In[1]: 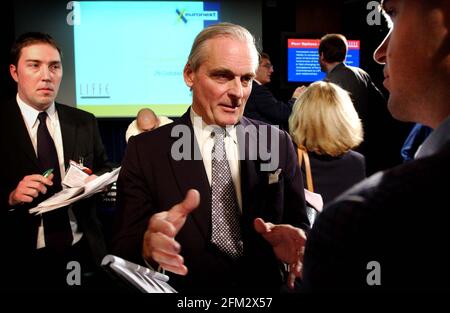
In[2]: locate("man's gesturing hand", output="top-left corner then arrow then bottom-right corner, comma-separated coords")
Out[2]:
142,189 -> 200,275
254,217 -> 306,289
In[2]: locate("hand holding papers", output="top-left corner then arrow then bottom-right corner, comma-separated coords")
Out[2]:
29,167 -> 121,215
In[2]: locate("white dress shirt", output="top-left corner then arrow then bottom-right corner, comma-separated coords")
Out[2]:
16,94 -> 82,248
190,108 -> 242,210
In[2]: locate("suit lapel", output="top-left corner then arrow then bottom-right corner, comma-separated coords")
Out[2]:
168,112 -> 211,240
9,100 -> 39,169
56,104 -> 77,166
236,117 -> 261,215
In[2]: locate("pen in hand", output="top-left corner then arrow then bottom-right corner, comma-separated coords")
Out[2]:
42,168 -> 54,178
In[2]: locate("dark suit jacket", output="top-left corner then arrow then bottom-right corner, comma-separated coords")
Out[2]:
244,81 -> 295,131
112,109 -> 309,293
326,63 -> 383,126
0,99 -> 113,272
325,63 -> 386,173
302,144 -> 450,291
304,150 -> 366,205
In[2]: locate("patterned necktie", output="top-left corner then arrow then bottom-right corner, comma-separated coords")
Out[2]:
37,112 -> 73,251
210,127 -> 243,259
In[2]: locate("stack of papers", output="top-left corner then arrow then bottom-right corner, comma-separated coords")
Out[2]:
101,255 -> 177,293
29,167 -> 121,215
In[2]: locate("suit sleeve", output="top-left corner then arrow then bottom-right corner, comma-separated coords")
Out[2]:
281,130 -> 310,230
250,85 -> 294,125
91,116 -> 115,176
112,136 -> 153,264
302,198 -> 370,290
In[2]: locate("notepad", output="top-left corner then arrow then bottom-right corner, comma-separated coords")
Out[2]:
101,255 -> 177,293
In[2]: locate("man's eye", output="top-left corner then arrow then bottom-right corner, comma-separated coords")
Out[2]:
50,64 -> 61,71
241,77 -> 253,86
213,73 -> 230,81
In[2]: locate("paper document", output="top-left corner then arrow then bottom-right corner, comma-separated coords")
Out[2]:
101,255 -> 177,293
62,161 -> 90,188
29,167 -> 121,215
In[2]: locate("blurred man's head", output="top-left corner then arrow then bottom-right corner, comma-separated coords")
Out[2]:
255,52 -> 274,84
318,34 -> 348,73
373,0 -> 450,129
137,108 -> 160,132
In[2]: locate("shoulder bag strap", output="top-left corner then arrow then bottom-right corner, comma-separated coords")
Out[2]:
297,147 -> 314,192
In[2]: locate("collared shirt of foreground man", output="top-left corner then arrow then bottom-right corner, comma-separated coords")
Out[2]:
112,23 -> 309,293
302,0 -> 450,291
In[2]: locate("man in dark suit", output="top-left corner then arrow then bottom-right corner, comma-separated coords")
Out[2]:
112,23 -> 309,293
303,0 -> 450,291
0,32 -> 113,290
319,33 -> 386,173
244,52 -> 305,131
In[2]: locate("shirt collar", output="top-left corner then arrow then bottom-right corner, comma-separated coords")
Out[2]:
415,116 -> 450,159
328,62 -> 343,74
189,107 -> 238,145
16,94 -> 56,129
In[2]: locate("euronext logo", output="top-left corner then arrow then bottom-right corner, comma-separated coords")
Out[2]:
176,8 -> 218,23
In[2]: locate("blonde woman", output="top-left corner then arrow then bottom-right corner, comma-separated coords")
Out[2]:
289,81 -> 365,205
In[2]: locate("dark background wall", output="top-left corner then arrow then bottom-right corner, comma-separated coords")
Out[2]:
0,1 -> 15,100
2,0 -> 411,172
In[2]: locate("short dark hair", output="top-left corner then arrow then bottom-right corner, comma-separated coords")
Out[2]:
259,52 -> 270,63
318,34 -> 348,63
10,32 -> 62,66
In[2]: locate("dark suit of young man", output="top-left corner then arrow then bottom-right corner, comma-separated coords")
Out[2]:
325,62 -> 383,125
113,109 -> 309,292
0,98 -> 113,289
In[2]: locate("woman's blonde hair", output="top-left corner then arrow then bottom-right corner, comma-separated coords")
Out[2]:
289,81 -> 363,156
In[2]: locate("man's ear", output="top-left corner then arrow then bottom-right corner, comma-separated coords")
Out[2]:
183,63 -> 194,88
9,64 -> 18,83
319,52 -> 325,63
431,5 -> 450,71
442,4 -> 450,55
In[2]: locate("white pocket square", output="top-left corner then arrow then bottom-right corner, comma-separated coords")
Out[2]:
268,168 -> 282,185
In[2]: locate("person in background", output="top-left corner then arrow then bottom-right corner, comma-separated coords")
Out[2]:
244,52 -> 305,130
113,23 -> 309,293
0,32 -> 113,291
125,108 -> 173,142
289,81 -> 366,206
319,33 -> 386,172
303,0 -> 450,291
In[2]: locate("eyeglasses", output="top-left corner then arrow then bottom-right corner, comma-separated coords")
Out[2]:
262,63 -> 274,70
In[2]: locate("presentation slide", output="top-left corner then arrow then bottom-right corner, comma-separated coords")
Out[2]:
74,1 -> 220,117
287,38 -> 360,83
